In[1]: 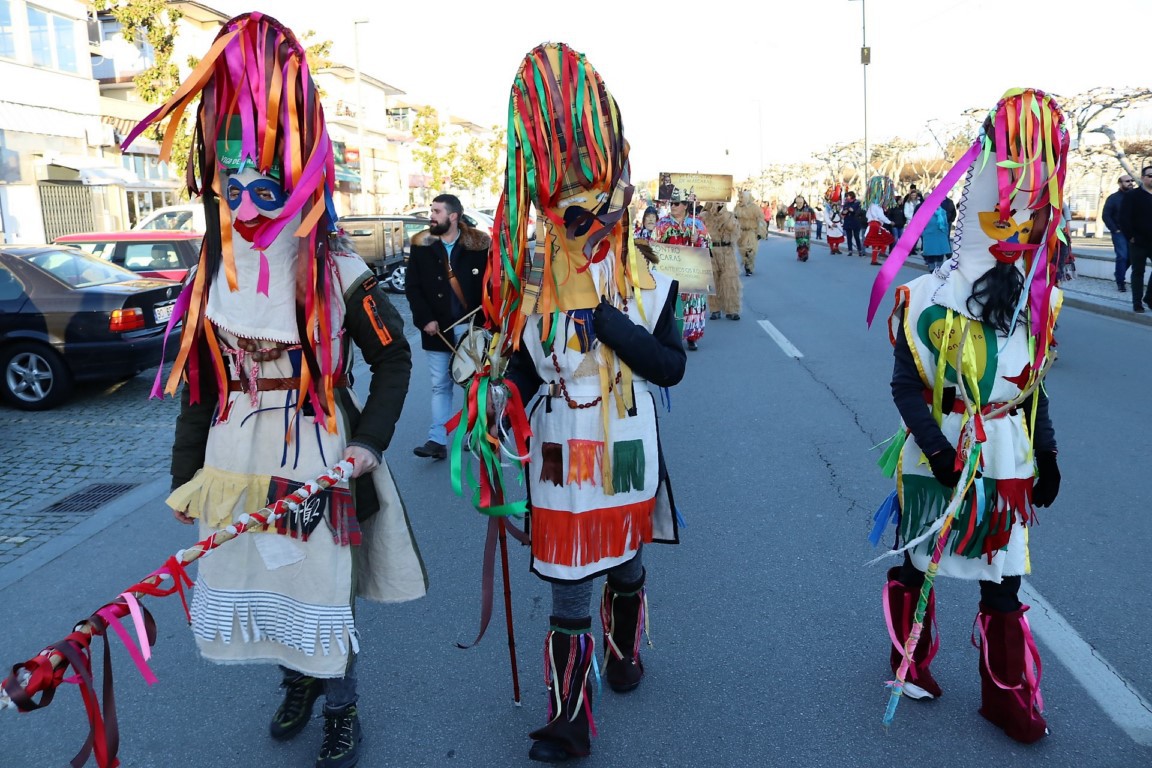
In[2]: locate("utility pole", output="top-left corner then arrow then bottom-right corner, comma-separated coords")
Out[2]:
850,0 -> 870,177
352,19 -> 370,214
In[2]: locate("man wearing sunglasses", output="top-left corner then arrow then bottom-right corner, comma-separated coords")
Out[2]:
1102,174 -> 1136,292
1119,166 -> 1152,313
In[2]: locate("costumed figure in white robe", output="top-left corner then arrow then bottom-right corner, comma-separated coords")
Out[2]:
867,88 -> 1066,745
127,14 -> 427,768
454,42 -> 686,763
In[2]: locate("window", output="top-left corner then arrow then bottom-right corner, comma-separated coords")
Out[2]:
26,5 -> 82,74
0,264 -> 27,303
0,1 -> 16,59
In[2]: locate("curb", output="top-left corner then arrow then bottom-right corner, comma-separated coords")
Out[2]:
0,477 -> 171,591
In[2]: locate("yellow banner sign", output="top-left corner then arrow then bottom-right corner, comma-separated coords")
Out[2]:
656,172 -> 733,203
642,241 -> 715,293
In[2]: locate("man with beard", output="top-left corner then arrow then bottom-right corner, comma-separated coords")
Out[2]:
406,194 -> 490,458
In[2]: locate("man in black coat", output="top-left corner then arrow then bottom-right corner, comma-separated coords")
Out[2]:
404,193 -> 490,457
1103,173 -> 1136,292
1119,165 -> 1152,313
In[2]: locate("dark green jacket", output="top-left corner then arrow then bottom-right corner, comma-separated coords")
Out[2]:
170,270 -> 411,520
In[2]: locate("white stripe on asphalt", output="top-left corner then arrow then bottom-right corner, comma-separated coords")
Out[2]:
757,319 -> 804,358
1020,580 -> 1152,745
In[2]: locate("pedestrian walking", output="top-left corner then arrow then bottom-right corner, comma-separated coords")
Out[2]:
1120,164 -> 1152,313
405,194 -> 489,460
868,88 -> 1066,745
1103,173 -> 1136,292
138,14 -> 428,768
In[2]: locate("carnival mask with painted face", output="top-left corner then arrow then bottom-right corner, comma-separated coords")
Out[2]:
226,167 -> 288,243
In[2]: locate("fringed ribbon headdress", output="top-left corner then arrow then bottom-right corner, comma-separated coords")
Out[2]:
448,42 -> 643,515
484,42 -> 639,356
124,12 -> 342,430
867,88 -> 1068,372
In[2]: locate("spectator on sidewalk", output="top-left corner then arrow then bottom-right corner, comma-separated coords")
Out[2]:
1103,173 -> 1136,292
406,194 -> 489,459
841,191 -> 864,255
1120,165 -> 1152,313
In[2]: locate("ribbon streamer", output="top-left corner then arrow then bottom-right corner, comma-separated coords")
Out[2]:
1,460 -> 355,768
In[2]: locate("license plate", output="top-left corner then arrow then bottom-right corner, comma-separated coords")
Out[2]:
154,302 -> 175,324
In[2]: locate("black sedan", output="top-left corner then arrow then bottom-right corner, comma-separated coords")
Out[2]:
0,246 -> 181,410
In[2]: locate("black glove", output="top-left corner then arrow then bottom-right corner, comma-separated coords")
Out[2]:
1032,451 -> 1061,507
928,448 -> 962,488
591,298 -> 632,351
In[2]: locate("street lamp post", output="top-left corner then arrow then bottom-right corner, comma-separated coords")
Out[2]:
352,19 -> 370,214
849,0 -> 869,178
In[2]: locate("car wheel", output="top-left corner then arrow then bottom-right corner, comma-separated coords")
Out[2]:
387,265 -> 406,293
1,342 -> 73,410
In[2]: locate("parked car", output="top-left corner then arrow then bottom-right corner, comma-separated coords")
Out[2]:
0,246 -> 181,410
404,206 -> 494,236
133,202 -> 205,233
340,215 -> 430,293
54,231 -> 201,283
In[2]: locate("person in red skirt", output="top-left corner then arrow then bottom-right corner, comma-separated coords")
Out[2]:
864,202 -> 895,265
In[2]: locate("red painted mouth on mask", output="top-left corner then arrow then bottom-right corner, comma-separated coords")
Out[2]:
233,217 -> 271,242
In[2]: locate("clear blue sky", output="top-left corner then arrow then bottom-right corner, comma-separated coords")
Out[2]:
215,0 -> 1146,180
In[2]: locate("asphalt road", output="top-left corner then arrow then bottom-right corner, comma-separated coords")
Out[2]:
0,238 -> 1149,767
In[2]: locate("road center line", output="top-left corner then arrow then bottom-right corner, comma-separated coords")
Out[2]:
758,319 -> 804,358
1020,580 -> 1152,745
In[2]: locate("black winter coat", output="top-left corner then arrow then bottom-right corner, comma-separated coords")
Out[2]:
405,226 -> 490,352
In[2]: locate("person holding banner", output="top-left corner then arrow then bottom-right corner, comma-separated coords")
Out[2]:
654,192 -> 711,350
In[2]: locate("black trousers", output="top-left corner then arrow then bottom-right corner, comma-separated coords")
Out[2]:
844,227 -> 863,252
1130,241 -> 1151,309
898,553 -> 1021,613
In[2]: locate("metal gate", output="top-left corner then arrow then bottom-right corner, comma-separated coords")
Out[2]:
38,182 -> 97,241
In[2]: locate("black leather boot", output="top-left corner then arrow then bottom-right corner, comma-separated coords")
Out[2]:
269,672 -> 323,741
600,570 -> 647,693
316,703 -> 362,768
528,616 -> 595,763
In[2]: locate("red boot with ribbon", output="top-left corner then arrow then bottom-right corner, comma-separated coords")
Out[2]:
974,604 -> 1048,743
600,571 -> 648,693
528,617 -> 597,763
883,567 -> 943,699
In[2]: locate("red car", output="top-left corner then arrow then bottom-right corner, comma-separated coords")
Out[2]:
54,231 -> 202,283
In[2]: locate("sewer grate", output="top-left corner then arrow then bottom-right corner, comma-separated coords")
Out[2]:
41,483 -> 139,514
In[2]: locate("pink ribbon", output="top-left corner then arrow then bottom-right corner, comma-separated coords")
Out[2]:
866,141 -> 983,326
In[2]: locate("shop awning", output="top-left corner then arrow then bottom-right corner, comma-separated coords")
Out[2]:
46,158 -> 141,186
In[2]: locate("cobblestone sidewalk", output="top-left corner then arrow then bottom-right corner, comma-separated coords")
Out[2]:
0,292 -> 414,568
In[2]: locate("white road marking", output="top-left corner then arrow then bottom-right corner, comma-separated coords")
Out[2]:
1021,580 -> 1152,745
758,319 -> 804,358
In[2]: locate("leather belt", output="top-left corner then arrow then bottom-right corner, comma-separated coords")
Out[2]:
228,375 -> 350,392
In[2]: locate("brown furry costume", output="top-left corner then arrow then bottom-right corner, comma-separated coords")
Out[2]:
734,191 -> 767,274
701,202 -> 743,316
